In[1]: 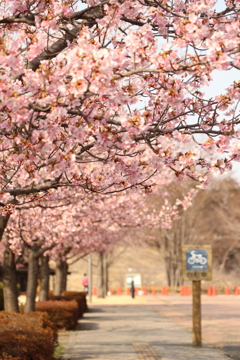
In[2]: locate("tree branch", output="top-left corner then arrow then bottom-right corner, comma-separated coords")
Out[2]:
3,176 -> 62,196
37,243 -> 57,258
27,27 -> 81,72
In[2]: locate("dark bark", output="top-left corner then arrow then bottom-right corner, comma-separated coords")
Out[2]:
105,263 -> 109,294
24,245 -> 40,313
0,212 -> 10,241
97,252 -> 106,298
165,256 -> 171,286
62,261 -> 68,292
54,257 -> 65,296
3,182 -> 60,197
2,242 -> 19,312
28,28 -> 80,72
39,255 -> 50,302
1,212 -> 19,313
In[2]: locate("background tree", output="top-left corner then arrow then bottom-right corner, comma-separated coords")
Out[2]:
144,181 -> 197,286
143,177 -> 240,285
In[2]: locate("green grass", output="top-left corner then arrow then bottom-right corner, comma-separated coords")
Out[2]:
54,344 -> 65,358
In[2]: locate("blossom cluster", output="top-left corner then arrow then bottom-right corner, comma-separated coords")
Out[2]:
0,0 -> 238,201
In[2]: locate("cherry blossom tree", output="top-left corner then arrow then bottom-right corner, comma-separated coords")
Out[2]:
2,205 -> 66,312
61,190 -> 152,298
0,0 -> 239,220
0,187 -> 77,311
1,186 -> 154,310
0,0 -> 239,309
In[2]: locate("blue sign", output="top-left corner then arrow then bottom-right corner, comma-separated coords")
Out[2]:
186,249 -> 208,271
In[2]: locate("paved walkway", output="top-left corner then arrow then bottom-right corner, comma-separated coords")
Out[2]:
59,296 -> 235,360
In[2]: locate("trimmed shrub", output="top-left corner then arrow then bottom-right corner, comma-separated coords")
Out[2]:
0,311 -> 57,360
36,300 -> 78,330
63,291 -> 88,314
49,291 -> 87,319
0,283 -> 4,311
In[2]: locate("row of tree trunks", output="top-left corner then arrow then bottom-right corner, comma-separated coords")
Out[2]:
2,247 -> 68,312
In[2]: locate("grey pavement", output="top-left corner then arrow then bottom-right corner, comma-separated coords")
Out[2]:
59,304 -> 230,360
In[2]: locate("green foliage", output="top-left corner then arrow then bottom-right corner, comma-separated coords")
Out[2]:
36,300 -> 79,330
53,344 -> 65,358
0,311 -> 57,360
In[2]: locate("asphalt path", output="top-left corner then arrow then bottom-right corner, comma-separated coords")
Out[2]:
59,294 -> 240,359
145,294 -> 240,360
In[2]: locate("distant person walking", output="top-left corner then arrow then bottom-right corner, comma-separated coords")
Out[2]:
131,280 -> 135,299
82,273 -> 89,292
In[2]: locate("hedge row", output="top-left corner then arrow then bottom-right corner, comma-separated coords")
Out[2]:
49,291 -> 88,319
35,291 -> 88,330
0,283 -> 3,311
0,291 -> 87,359
36,299 -> 79,330
0,311 -> 57,360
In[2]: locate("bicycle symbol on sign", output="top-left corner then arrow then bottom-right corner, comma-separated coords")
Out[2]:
187,250 -> 207,265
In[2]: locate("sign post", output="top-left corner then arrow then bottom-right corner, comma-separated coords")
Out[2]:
192,280 -> 201,346
182,245 -> 212,346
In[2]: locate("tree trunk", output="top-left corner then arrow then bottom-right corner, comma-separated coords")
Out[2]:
1,211 -> 20,312
163,220 -> 184,287
2,242 -> 19,312
105,262 -> 109,295
164,232 -> 172,286
97,252 -> 106,298
54,257 -> 66,295
24,246 -> 40,313
219,244 -> 236,273
0,212 -> 10,241
62,261 -> 68,292
39,255 -> 50,301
